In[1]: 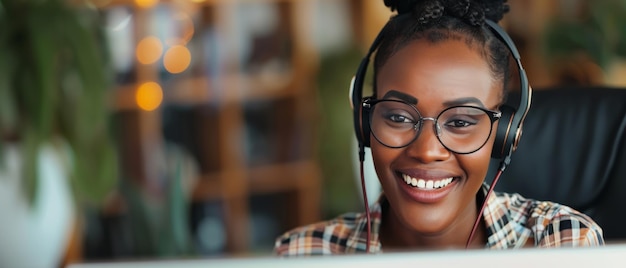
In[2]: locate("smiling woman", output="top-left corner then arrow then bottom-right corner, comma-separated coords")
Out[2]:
274,0 -> 604,255
371,37 -> 502,249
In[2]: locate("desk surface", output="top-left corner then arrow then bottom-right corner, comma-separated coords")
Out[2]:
69,244 -> 626,268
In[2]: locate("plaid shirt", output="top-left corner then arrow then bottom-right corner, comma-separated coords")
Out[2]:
274,184 -> 604,256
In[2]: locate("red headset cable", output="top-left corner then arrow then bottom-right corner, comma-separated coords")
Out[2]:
465,156 -> 510,248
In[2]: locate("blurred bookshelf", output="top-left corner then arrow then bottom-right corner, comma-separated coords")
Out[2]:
89,0 -> 322,259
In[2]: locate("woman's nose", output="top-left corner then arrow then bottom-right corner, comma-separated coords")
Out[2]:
404,119 -> 450,163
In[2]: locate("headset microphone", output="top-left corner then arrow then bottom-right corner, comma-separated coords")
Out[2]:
349,17 -> 532,252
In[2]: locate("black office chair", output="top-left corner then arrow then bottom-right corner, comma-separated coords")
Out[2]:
494,86 -> 626,242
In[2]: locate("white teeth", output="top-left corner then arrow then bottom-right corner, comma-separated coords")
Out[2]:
402,174 -> 454,190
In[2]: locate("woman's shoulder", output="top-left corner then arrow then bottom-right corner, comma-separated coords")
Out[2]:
495,191 -> 605,247
273,211 -> 367,256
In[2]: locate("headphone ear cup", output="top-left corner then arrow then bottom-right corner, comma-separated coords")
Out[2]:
361,100 -> 371,147
491,105 -> 516,159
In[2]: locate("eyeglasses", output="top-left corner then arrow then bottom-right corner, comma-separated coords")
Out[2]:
364,99 -> 502,154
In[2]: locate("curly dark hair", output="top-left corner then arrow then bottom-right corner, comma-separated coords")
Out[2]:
374,0 -> 511,100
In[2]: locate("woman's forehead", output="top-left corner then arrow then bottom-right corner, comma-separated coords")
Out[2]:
376,40 -> 502,109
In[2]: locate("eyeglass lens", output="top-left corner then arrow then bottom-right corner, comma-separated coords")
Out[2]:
369,100 -> 494,153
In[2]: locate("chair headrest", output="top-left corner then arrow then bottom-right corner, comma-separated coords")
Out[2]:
495,86 -> 626,212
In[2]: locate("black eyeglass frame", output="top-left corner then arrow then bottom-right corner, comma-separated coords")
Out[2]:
363,98 -> 502,154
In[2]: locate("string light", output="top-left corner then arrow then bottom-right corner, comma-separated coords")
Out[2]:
163,45 -> 191,74
136,36 -> 163,65
134,0 -> 158,9
135,81 -> 163,111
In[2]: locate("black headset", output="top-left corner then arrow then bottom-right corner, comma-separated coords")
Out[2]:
349,19 -> 532,165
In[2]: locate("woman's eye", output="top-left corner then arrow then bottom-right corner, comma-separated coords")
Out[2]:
387,113 -> 414,123
445,119 -> 475,128
389,114 -> 409,123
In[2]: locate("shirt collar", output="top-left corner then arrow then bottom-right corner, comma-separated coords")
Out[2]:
481,183 -> 528,249
345,194 -> 385,253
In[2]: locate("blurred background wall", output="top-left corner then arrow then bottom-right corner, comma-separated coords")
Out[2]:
1,0 -> 625,267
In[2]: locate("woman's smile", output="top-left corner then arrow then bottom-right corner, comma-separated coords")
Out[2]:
396,171 -> 461,204
401,174 -> 455,190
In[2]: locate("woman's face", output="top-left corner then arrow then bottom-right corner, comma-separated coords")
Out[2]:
372,39 -> 502,237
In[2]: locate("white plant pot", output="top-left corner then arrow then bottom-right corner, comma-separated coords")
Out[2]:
0,143 -> 74,268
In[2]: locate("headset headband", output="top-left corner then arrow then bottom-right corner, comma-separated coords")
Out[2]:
484,20 -> 532,155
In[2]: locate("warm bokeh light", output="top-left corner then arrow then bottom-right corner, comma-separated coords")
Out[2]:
136,36 -> 163,65
134,0 -> 158,9
163,45 -> 191,74
135,82 -> 163,111
165,12 -> 195,46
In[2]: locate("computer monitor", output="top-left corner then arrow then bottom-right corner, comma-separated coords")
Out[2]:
68,243 -> 626,268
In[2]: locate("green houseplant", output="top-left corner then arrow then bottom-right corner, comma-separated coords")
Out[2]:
0,0 -> 117,208
0,0 -> 118,266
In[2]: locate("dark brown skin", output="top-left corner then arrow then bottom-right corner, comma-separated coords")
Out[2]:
373,39 -> 502,250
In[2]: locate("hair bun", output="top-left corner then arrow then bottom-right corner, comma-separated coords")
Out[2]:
383,0 -> 509,25
383,0 -> 416,15
482,0 -> 510,23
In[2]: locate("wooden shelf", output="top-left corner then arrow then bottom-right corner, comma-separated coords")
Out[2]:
86,0 -> 307,11
103,0 -> 322,256
111,71 -> 295,110
192,160 -> 321,201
